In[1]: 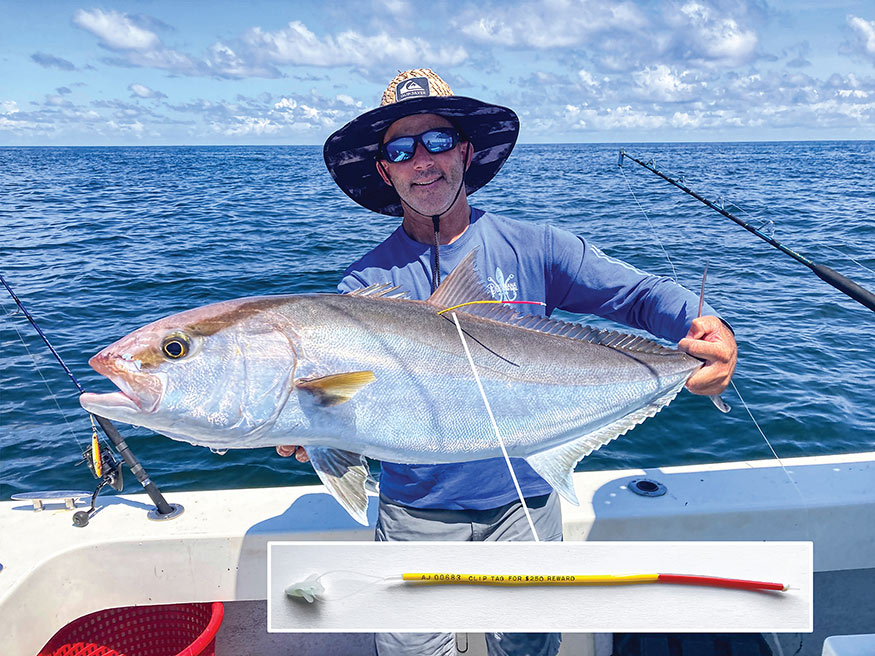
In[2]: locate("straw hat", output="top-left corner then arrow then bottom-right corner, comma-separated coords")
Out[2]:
323,68 -> 519,216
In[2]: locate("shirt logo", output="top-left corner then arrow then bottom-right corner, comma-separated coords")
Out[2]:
487,267 -> 518,302
396,77 -> 429,102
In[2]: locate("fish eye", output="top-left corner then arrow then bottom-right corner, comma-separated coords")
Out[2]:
162,333 -> 191,360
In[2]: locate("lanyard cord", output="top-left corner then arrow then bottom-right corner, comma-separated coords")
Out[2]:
449,311 -> 540,541
432,215 -> 441,292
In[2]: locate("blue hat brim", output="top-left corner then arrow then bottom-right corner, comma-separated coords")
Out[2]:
323,95 -> 519,216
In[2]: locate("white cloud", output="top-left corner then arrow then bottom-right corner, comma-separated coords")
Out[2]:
170,91 -> 357,138
563,103 -> 668,129
215,117 -> 283,136
578,70 -> 599,87
673,2 -> 758,67
335,94 -> 359,106
670,111 -> 701,128
242,21 -> 467,68
1,100 -> 20,114
73,9 -> 212,77
0,116 -> 37,132
107,119 -> 145,134
459,0 -> 646,49
462,18 -> 517,47
74,12 -> 462,77
274,97 -> 298,110
634,65 -> 695,101
73,9 -> 160,51
544,63 -> 875,137
128,49 -> 201,75
845,15 -> 875,64
204,42 -> 279,78
456,0 -> 760,73
128,83 -> 166,99
379,0 -> 409,14
809,98 -> 875,122
299,105 -> 320,120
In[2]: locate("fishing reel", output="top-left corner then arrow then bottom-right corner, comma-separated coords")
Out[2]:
73,436 -> 124,527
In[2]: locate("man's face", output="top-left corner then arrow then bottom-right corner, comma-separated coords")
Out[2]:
377,113 -> 471,216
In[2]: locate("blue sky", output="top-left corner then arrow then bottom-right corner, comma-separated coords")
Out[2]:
2,0 -> 874,145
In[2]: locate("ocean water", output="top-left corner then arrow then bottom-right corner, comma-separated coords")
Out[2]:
1,142 -> 873,499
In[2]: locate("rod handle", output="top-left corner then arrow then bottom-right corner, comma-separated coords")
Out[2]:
93,414 -> 175,515
811,263 -> 875,313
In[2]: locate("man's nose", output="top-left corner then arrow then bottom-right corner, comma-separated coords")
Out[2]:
410,142 -> 435,169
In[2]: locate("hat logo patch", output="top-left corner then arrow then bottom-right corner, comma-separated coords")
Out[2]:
396,77 -> 429,102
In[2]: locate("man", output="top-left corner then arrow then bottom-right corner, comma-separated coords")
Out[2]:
279,68 -> 737,656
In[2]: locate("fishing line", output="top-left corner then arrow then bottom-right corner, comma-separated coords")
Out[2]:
3,302 -> 89,452
450,311 -> 540,542
619,165 -> 679,283
822,245 -> 875,278
618,153 -> 813,538
730,379 -> 812,540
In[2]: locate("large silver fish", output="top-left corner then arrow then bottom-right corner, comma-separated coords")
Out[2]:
80,252 -> 702,524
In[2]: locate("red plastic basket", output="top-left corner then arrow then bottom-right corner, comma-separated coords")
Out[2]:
37,602 -> 224,656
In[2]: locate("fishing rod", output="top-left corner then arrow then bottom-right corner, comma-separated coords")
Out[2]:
1,273 -> 180,524
618,149 -> 875,314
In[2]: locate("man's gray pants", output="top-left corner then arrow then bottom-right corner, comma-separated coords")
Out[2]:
374,492 -> 563,656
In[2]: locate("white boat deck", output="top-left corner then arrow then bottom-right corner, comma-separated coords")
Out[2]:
2,451 -> 873,656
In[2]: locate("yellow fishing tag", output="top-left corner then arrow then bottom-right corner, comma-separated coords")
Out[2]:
402,573 -> 660,586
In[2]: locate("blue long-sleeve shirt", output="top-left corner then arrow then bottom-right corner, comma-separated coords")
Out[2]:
338,208 -> 714,510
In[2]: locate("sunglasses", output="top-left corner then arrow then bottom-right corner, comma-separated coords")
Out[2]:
379,128 -> 462,163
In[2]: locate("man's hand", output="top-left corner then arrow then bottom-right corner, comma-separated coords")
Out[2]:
276,445 -> 310,463
677,316 -> 737,396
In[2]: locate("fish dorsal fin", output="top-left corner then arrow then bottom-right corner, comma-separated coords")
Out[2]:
348,283 -> 409,299
428,250 -> 677,357
459,299 -> 678,356
295,371 -> 376,406
525,377 -> 688,505
504,316 -> 679,355
426,249 -> 492,310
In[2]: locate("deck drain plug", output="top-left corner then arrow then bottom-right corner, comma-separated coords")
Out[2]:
628,478 -> 666,497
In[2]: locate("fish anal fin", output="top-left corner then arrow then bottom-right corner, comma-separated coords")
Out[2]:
306,447 -> 374,525
295,371 -> 376,406
525,380 -> 687,505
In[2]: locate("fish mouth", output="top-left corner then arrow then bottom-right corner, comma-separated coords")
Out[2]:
79,351 -> 163,416
80,390 -> 141,413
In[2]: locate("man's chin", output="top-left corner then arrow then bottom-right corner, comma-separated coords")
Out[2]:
402,188 -> 454,215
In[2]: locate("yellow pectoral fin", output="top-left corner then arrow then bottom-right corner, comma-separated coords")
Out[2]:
295,371 -> 376,407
